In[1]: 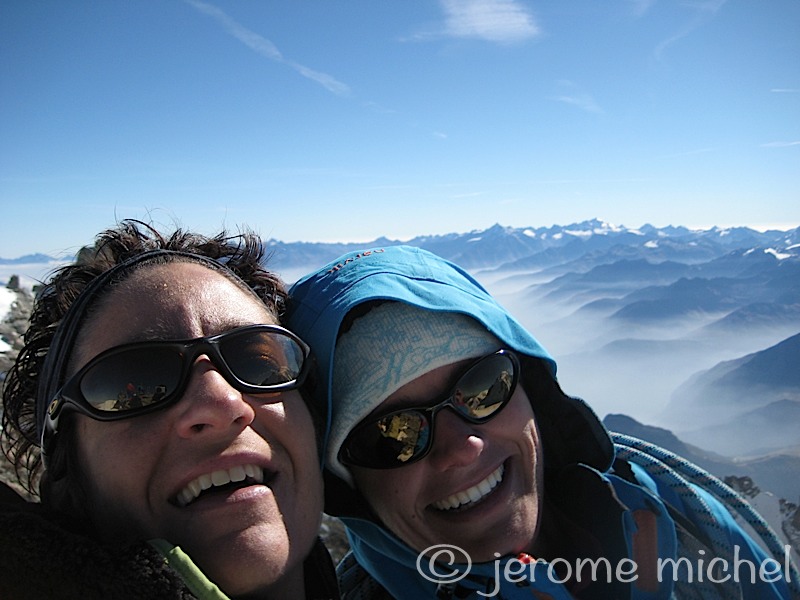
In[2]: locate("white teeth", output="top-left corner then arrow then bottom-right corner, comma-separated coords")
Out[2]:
175,464 -> 264,507
211,470 -> 230,486
177,488 -> 194,507
229,465 -> 246,482
433,464 -> 504,511
244,464 -> 263,481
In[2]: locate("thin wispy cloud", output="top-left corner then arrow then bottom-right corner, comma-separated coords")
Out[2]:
654,0 -> 729,61
362,101 -> 397,115
771,88 -> 800,94
449,191 -> 484,199
627,0 -> 657,18
552,80 -> 603,114
409,0 -> 540,44
442,0 -> 540,43
761,141 -> 800,148
184,0 -> 350,96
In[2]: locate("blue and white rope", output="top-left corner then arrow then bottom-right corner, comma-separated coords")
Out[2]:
612,432 -> 800,598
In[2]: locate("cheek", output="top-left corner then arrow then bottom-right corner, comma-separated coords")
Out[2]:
517,415 -> 543,480
503,391 -> 539,442
353,468 -> 419,524
258,398 -> 324,508
74,417 -> 156,531
77,417 -> 120,483
525,420 -> 544,483
490,392 -> 543,482
258,397 -> 318,459
77,416 -> 160,476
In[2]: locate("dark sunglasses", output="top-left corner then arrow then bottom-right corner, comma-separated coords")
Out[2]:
43,324 -> 311,449
339,349 -> 519,469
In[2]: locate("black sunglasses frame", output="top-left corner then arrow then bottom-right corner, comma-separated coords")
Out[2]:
42,324 -> 311,452
339,349 -> 520,470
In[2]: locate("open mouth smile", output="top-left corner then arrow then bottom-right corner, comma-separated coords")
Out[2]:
432,464 -> 504,511
174,464 -> 270,507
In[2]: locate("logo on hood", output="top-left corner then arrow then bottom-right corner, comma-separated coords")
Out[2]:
327,248 -> 385,273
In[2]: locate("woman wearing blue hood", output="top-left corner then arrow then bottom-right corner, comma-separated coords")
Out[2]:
288,245 -> 798,600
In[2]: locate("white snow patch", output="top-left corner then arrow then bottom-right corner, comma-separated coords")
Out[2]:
594,222 -> 625,234
523,229 -> 537,238
0,287 -> 15,321
0,287 -> 15,354
765,248 -> 791,260
564,229 -> 593,239
644,240 -> 659,249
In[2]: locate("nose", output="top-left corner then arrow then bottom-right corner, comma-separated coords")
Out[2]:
174,355 -> 256,438
425,407 -> 485,471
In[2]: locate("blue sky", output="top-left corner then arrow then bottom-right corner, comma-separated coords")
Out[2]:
1,0 -> 798,258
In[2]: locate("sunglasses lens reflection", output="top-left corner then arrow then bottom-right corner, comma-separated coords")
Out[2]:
453,354 -> 515,421
342,351 -> 516,469
221,330 -> 305,387
349,411 -> 431,466
80,348 -> 182,411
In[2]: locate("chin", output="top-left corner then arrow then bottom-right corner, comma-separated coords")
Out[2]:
201,549 -> 294,597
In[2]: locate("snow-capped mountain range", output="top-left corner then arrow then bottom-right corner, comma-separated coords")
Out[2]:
257,218 -> 800,274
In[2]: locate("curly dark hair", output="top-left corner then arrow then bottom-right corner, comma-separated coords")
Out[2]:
1,219 -> 289,507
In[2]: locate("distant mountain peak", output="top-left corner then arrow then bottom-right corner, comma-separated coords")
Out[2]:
0,253 -> 59,265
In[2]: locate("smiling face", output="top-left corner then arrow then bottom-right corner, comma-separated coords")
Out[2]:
350,359 -> 544,563
67,262 -> 323,597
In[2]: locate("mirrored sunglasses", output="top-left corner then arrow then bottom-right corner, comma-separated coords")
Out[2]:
339,349 -> 519,469
43,324 -> 310,449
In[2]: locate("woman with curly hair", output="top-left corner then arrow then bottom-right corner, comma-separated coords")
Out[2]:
1,220 -> 337,600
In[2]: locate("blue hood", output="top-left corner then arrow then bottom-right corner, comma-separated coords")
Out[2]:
289,245 -> 612,472
288,245 -> 557,454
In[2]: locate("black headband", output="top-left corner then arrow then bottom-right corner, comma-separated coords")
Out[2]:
35,249 -> 254,443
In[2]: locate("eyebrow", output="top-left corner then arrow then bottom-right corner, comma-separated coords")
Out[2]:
138,322 -> 178,340
212,316 -> 278,332
130,317 -> 276,343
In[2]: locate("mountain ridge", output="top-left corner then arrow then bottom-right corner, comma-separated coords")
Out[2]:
5,220 -> 799,271
667,332 -> 800,421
